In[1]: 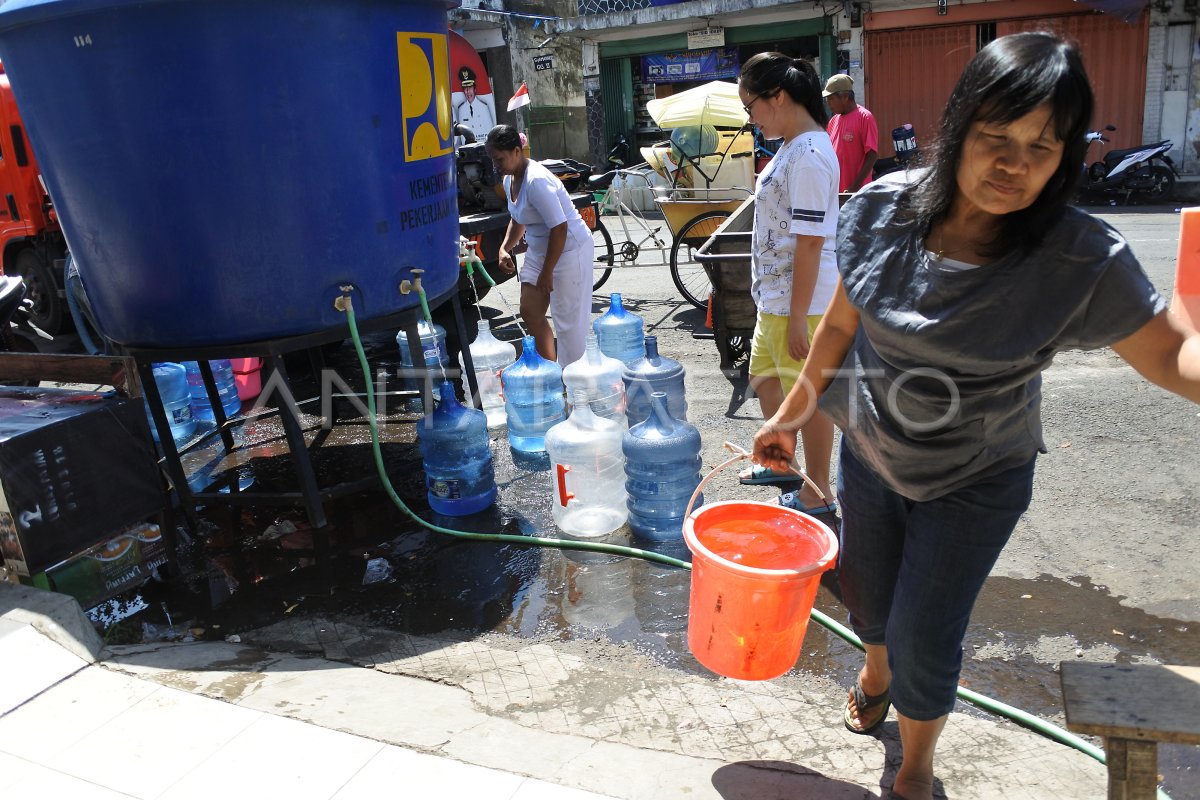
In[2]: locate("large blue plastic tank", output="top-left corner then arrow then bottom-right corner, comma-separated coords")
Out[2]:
0,0 -> 460,347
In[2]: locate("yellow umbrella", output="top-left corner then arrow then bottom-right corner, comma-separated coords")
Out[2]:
645,80 -> 748,130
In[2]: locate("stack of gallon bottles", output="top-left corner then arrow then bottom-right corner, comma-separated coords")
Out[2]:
409,293 -> 703,535
144,359 -> 243,446
544,294 -> 702,540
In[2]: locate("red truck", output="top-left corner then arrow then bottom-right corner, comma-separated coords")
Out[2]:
0,64 -> 67,335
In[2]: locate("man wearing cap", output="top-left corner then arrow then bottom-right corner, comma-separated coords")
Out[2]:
823,74 -> 878,193
453,66 -> 495,143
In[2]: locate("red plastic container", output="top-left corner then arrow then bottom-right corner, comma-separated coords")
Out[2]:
684,500 -> 838,681
230,357 -> 262,401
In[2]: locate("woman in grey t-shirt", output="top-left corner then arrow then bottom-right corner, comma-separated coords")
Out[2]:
752,33 -> 1200,800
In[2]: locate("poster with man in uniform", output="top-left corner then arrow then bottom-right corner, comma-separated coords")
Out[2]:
452,65 -> 496,144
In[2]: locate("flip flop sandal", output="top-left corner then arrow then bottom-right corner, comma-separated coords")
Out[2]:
776,491 -> 838,516
738,464 -> 804,486
844,678 -> 890,735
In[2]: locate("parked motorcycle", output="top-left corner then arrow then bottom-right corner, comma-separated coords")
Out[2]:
1081,125 -> 1178,204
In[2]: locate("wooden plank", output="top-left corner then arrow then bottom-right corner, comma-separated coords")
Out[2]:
1060,662 -> 1200,744
1105,738 -> 1159,800
0,353 -> 140,397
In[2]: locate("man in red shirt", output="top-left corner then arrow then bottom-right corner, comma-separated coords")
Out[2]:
823,74 -> 878,192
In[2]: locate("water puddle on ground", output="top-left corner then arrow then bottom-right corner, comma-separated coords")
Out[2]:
118,338 -> 1195,797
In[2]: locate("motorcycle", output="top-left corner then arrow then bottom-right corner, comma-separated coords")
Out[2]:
1081,125 -> 1179,204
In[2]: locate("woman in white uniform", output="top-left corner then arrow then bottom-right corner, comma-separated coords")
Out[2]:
487,125 -> 594,366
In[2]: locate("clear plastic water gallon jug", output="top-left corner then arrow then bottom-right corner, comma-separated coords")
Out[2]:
563,333 -> 627,427
459,319 -> 517,429
623,392 -> 703,540
144,362 -> 195,444
592,293 -> 645,365
545,392 -> 628,537
418,381 -> 497,516
184,360 -> 241,423
623,335 -> 687,426
397,319 -> 448,381
501,335 -> 565,452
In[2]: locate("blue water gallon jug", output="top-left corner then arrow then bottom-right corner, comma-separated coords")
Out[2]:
418,381 -> 497,516
623,392 -> 703,540
144,362 -> 196,444
545,391 -> 628,537
592,293 -> 645,365
397,319 -> 448,383
184,360 -> 241,423
623,335 -> 687,426
459,319 -> 516,429
500,335 -> 565,453
563,332 -> 627,427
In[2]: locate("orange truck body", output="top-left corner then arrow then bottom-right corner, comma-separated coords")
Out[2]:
0,65 -> 68,333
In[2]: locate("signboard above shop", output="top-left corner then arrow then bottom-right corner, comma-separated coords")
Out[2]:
687,27 -> 725,49
641,47 -> 739,84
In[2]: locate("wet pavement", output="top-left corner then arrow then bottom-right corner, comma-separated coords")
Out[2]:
43,207 -> 1200,797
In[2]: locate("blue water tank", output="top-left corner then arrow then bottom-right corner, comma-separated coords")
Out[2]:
0,0 -> 460,347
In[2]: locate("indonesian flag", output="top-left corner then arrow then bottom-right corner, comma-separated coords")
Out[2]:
507,82 -> 531,111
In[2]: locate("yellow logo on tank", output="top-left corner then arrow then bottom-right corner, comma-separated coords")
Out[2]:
396,32 -> 452,161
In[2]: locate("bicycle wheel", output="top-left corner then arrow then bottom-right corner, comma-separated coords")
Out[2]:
669,211 -> 728,309
592,220 -> 615,291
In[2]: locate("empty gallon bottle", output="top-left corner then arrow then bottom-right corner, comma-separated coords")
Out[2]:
563,332 -> 627,427
459,319 -> 517,429
396,319 -> 448,384
592,293 -> 645,365
500,335 -> 565,452
418,380 -> 497,516
623,392 -> 703,540
623,335 -> 687,426
545,391 -> 628,537
184,359 -> 241,423
144,362 -> 196,444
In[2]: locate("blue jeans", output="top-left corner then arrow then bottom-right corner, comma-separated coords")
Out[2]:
836,443 -> 1036,720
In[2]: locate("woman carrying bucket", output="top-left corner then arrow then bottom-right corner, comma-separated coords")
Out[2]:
734,52 -> 839,515
752,33 -> 1200,800
488,124 -> 594,367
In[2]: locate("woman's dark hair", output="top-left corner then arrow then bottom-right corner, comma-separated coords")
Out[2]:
485,123 -> 522,151
739,52 -> 828,128
903,32 -> 1094,257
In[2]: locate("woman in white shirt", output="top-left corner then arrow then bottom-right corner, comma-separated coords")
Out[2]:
736,53 -> 840,513
487,125 -> 594,366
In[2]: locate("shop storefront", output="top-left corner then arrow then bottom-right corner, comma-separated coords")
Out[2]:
597,16 -> 835,159
864,0 -> 1150,158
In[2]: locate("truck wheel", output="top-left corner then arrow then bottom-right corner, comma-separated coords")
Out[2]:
13,248 -> 63,334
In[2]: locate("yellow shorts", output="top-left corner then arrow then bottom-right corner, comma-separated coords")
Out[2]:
748,312 -> 823,395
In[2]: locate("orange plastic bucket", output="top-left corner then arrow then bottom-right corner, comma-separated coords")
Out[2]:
684,499 -> 838,681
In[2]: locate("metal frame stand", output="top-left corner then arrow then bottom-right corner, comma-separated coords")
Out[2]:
127,287 -> 479,565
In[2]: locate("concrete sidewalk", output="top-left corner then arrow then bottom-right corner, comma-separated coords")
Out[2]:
1,582 -> 1110,799
0,584 -> 613,800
